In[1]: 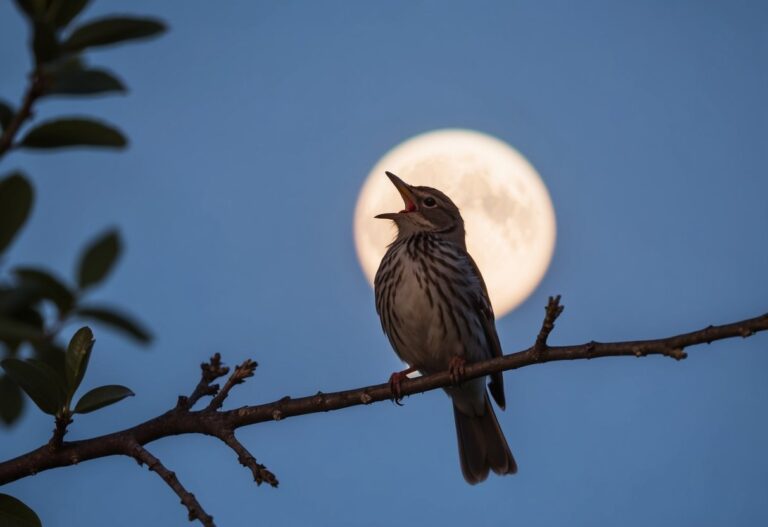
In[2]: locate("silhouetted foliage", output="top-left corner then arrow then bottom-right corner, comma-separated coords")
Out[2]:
0,1 -> 165,522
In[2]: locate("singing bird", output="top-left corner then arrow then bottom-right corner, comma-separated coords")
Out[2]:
374,171 -> 517,484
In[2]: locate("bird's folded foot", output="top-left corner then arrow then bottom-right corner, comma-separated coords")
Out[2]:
388,367 -> 415,405
448,356 -> 467,384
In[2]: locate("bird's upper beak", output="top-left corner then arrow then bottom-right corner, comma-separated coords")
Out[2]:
375,171 -> 417,220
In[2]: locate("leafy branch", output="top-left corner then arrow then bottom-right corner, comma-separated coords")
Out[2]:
1,0 -> 162,428
0,298 -> 765,526
1,1 -> 165,523
0,1 -> 165,159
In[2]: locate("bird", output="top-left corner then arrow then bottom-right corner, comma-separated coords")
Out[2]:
373,170 -> 517,484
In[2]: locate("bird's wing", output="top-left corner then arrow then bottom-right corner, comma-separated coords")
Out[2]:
466,253 -> 506,410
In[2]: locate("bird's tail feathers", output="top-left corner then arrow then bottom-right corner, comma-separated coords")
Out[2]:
453,395 -> 517,484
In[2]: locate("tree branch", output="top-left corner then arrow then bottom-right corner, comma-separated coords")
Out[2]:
49,411 -> 72,448
177,353 -> 229,410
217,430 -> 279,487
207,359 -> 257,411
534,295 -> 564,353
1,301 -> 766,522
130,442 -> 214,527
0,71 -> 45,159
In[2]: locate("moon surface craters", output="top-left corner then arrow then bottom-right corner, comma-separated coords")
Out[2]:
354,129 -> 556,317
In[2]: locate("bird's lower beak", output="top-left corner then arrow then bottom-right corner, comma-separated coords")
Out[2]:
374,171 -> 417,220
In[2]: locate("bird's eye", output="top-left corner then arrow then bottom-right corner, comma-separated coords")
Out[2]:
423,197 -> 437,208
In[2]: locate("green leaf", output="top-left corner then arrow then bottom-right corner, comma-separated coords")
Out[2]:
74,384 -> 133,414
0,173 -> 34,255
50,0 -> 90,28
0,286 -> 20,311
0,304 -> 45,355
47,67 -> 125,96
32,20 -> 59,65
13,267 -> 75,314
77,229 -> 121,288
0,100 -> 13,130
19,118 -> 127,149
0,375 -> 25,426
75,305 -> 152,344
64,326 -> 94,397
12,0 -> 45,20
26,357 -> 68,397
0,493 -> 41,527
63,16 -> 167,52
0,316 -> 43,342
1,358 -> 66,415
31,342 -> 66,378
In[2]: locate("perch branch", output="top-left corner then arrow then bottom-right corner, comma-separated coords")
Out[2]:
130,442 -> 214,527
1,300 -> 766,523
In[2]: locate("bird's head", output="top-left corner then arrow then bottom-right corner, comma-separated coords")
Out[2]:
375,171 -> 465,244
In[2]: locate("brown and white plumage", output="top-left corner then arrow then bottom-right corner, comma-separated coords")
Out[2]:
374,171 -> 517,484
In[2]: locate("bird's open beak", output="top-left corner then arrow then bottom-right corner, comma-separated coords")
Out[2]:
375,171 -> 417,220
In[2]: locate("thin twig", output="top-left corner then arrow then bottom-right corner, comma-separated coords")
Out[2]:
534,295 -> 565,353
130,442 -> 214,527
218,431 -> 278,487
49,411 -> 72,448
207,359 -> 257,411
178,353 -> 229,410
0,71 -> 45,159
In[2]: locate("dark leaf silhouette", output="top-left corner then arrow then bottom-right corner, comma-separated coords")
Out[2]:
74,384 -> 134,414
0,316 -> 43,342
32,343 -> 66,380
77,229 -> 121,289
1,358 -> 66,415
11,0 -> 43,20
13,267 -> 75,315
0,100 -> 13,130
64,16 -> 166,51
47,67 -> 125,96
32,20 -> 59,65
76,305 -> 152,344
65,327 -> 94,398
0,376 -> 24,426
19,118 -> 126,149
51,0 -> 90,28
0,173 -> 34,255
0,493 -> 41,527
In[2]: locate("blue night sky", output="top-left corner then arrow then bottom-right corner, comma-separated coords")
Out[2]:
1,1 -> 767,526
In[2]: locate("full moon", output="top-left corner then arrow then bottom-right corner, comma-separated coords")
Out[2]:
353,129 -> 556,318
